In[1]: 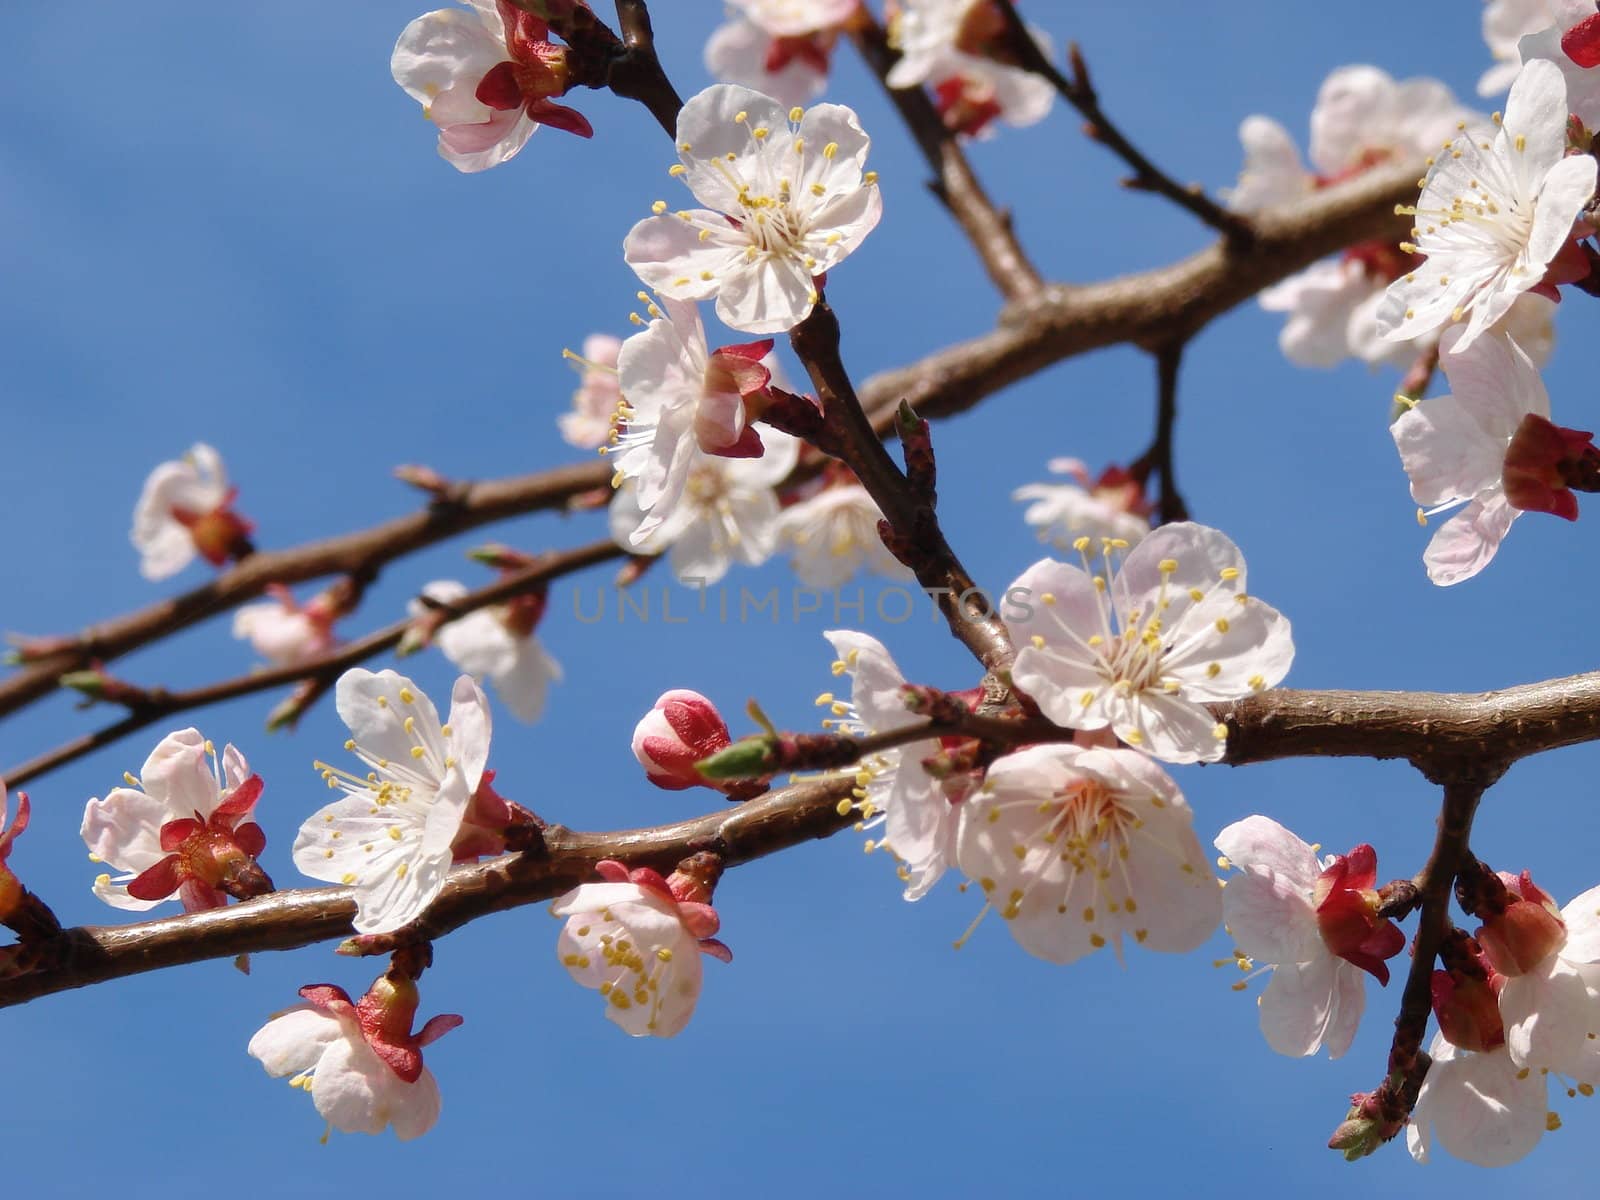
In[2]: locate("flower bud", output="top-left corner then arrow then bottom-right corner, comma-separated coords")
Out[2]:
1477,870 -> 1567,976
633,690 -> 733,790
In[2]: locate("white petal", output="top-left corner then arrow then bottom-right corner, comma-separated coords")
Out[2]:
248,1007 -> 343,1077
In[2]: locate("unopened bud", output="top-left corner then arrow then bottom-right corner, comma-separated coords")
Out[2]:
636,690 -> 735,789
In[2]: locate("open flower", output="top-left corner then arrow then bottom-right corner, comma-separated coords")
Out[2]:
1003,523 -> 1294,764
552,859 -> 732,1038
1011,458 -> 1152,551
293,669 -> 491,934
957,744 -> 1219,964
131,443 -> 253,580
605,296 -> 777,545
1227,66 -> 1489,368
80,729 -> 271,913
1215,816 -> 1405,1059
557,333 -> 622,450
705,0 -> 858,109
822,630 -> 974,899
623,84 -> 882,334
413,581 -> 562,724
778,477 -> 911,588
391,0 -> 592,173
1391,326 -> 1591,585
248,974 -> 461,1141
886,1 -> 1053,137
609,431 -> 800,584
1478,874 -> 1600,1082
233,585 -> 339,668
1520,5 -> 1600,129
1377,59 -> 1597,352
1407,1031 -> 1550,1166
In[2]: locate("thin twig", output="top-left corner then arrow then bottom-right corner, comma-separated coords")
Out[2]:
847,11 -> 1043,302
1130,342 -> 1189,524
992,3 -> 1251,244
3,541 -> 623,789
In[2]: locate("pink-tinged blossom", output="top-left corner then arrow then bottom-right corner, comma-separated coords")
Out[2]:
131,443 -> 254,581
391,0 -> 592,174
886,0 -> 1053,137
293,669 -> 493,934
605,296 -> 778,545
633,690 -> 734,791
1226,67 -> 1492,368
705,19 -> 836,109
80,729 -> 271,913
1391,327 -> 1595,585
1012,459 -> 1152,551
1378,59 -> 1597,353
1215,816 -> 1405,1059
1407,1032 -> 1550,1166
737,0 -> 861,37
778,479 -> 912,588
1003,523 -> 1294,765
623,84 -> 882,334
1520,5 -> 1600,129
248,975 -> 461,1141
957,744 -> 1218,964
1479,873 -> 1600,1083
1481,0 -> 1566,94
551,860 -> 732,1038
412,581 -> 562,724
558,333 -> 622,450
609,431 -> 801,585
0,783 -> 32,923
232,585 -> 339,668
822,630 -> 973,899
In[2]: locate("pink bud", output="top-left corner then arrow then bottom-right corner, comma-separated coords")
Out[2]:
1477,870 -> 1567,976
632,690 -> 733,791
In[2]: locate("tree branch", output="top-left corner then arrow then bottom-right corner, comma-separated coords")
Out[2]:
846,11 -> 1044,302
991,4 -> 1251,243
1130,342 -> 1189,524
2,541 -> 623,789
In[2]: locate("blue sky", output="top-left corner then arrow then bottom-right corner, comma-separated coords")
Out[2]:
3,1 -> 1597,1194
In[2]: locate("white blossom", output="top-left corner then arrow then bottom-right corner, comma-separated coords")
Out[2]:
623,84 -> 882,334
778,482 -> 911,588
1003,523 -> 1294,764
1407,1032 -> 1550,1166
1377,59 -> 1596,352
956,744 -> 1219,963
413,581 -> 562,724
609,431 -> 800,585
1011,458 -> 1151,550
885,1 -> 1053,136
293,669 -> 491,934
557,333 -> 622,450
131,443 -> 250,581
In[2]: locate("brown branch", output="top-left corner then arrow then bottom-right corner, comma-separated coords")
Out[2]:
15,665 -> 1600,1008
847,11 -> 1044,302
0,157 -> 1415,736
2,540 -> 623,789
0,462 -> 613,721
791,302 -> 1015,675
0,775 -> 860,1008
991,5 -> 1250,244
1130,342 -> 1189,524
860,154 -> 1419,420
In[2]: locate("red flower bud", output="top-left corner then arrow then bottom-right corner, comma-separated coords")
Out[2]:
633,691 -> 734,791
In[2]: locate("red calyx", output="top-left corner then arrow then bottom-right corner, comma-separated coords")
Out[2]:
126,775 -> 272,910
471,3 -> 593,139
1090,464 -> 1154,519
765,32 -> 833,76
170,489 -> 254,566
1311,845 -> 1406,985
301,977 -> 462,1085
1503,413 -> 1600,520
934,77 -> 1003,138
1563,13 -> 1600,69
1343,239 -> 1421,285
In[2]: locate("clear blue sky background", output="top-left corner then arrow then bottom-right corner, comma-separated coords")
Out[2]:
3,2 -> 1596,1194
